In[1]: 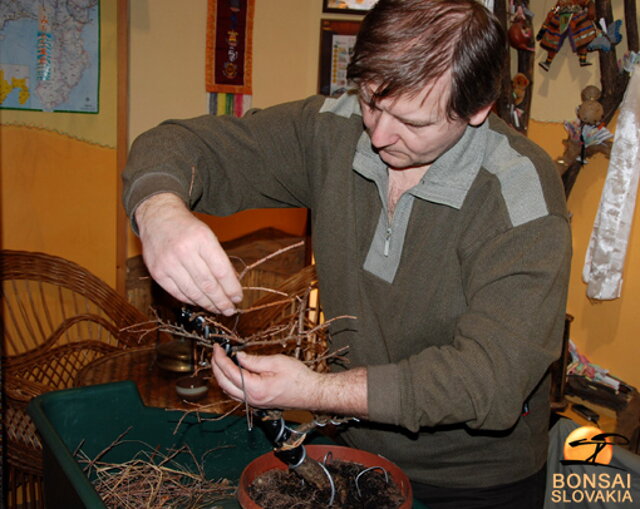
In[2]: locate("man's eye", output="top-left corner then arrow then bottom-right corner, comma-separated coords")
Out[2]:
366,104 -> 382,115
361,101 -> 374,111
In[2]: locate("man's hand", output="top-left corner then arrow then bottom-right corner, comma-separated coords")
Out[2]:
211,344 -> 369,417
135,193 -> 243,315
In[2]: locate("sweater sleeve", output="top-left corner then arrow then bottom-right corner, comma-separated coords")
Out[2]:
367,213 -> 571,432
122,97 -> 326,232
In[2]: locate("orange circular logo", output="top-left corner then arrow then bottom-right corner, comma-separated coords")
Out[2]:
563,426 -> 613,465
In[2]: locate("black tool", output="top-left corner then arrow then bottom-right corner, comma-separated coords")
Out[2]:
253,410 -> 307,466
179,307 -> 330,490
178,307 -> 234,357
571,403 -> 600,424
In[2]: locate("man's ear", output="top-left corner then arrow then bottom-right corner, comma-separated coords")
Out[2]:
468,103 -> 493,126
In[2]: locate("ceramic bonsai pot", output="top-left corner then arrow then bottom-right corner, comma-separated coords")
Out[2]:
237,444 -> 413,508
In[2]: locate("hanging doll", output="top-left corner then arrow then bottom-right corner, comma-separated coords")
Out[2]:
537,0 -> 598,71
508,2 -> 535,52
558,85 -> 612,172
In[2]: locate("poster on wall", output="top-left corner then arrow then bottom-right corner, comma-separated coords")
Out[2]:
0,0 -> 100,113
318,20 -> 361,97
323,0 -> 378,14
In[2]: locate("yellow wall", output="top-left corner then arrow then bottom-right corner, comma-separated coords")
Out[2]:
1,0 -> 119,287
529,119 -> 640,390
568,155 -> 640,393
0,126 -> 118,285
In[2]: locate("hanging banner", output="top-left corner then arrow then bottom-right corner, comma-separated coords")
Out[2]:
582,65 -> 640,300
206,0 -> 254,95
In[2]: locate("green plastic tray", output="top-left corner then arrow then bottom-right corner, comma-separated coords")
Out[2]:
28,381 -> 273,508
28,380 -> 429,508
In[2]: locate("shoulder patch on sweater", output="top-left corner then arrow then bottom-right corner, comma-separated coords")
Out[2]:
484,130 -> 549,227
319,92 -> 362,118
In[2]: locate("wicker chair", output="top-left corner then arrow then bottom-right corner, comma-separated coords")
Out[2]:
1,250 -> 157,508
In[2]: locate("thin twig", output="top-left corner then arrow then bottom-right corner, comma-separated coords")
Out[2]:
237,240 -> 305,280
241,286 -> 289,297
121,242 -> 359,477
170,401 -> 243,434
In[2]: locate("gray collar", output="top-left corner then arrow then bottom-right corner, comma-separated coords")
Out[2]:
352,121 -> 488,210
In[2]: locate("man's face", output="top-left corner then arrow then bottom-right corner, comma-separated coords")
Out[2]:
359,77 -> 489,170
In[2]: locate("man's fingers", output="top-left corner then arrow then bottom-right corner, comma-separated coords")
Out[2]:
213,366 -> 244,401
137,194 -> 243,315
149,246 -> 242,314
235,351 -> 278,374
156,276 -> 198,307
155,262 -> 222,313
181,254 -> 238,315
212,366 -> 244,401
210,346 -> 322,410
198,242 -> 244,303
212,344 -> 247,400
213,344 -> 245,385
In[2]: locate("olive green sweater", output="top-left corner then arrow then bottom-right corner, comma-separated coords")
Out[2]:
123,93 -> 571,488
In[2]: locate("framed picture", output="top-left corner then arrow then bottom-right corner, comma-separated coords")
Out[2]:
322,0 -> 377,15
318,19 -> 361,96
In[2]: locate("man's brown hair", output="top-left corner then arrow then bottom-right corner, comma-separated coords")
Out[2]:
347,0 -> 506,120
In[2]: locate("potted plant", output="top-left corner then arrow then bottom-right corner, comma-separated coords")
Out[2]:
238,443 -> 412,508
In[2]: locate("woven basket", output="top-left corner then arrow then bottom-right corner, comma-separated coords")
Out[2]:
1,250 -> 161,508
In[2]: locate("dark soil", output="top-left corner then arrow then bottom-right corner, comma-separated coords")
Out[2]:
247,459 -> 406,508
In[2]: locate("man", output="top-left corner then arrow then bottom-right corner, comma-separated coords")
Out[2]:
123,1 -> 571,507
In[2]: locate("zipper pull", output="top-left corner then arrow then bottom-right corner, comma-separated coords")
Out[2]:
384,227 -> 392,256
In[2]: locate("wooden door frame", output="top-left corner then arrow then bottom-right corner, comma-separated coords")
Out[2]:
116,0 -> 129,296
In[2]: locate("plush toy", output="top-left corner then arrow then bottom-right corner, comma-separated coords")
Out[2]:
508,5 -> 535,52
509,72 -> 531,129
587,19 -> 623,52
557,85 -> 612,172
577,85 -> 604,125
537,0 -> 598,71
509,19 -> 535,52
581,84 -> 601,102
511,73 -> 530,106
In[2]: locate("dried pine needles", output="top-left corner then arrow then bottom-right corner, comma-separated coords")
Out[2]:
75,429 -> 235,508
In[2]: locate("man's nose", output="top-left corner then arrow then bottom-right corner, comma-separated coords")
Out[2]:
369,112 -> 398,148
